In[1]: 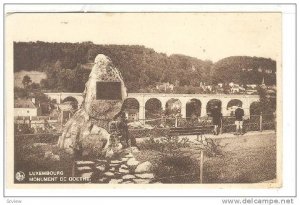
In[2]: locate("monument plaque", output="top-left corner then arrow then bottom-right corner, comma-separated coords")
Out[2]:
96,81 -> 122,100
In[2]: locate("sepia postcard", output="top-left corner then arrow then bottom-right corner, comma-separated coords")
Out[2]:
5,7 -> 284,193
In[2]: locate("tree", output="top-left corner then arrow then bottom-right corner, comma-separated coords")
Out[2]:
22,75 -> 32,88
257,86 -> 275,119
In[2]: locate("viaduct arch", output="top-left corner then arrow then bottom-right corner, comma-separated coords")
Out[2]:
45,92 -> 260,120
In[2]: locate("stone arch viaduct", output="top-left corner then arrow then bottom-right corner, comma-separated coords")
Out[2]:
45,92 -> 260,120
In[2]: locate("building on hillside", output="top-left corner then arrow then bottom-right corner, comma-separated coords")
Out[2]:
230,85 -> 245,94
228,82 -> 245,94
260,77 -> 267,89
14,98 -> 40,118
246,84 -> 257,89
125,109 -> 139,122
265,69 -> 273,74
245,89 -> 257,95
156,82 -> 175,92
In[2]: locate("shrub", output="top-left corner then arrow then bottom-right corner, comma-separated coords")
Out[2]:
139,135 -> 189,155
153,155 -> 199,183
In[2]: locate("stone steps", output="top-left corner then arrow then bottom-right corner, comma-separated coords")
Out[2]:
73,148 -> 159,184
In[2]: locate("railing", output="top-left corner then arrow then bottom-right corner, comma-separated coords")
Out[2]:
14,113 -> 276,142
128,113 -> 276,139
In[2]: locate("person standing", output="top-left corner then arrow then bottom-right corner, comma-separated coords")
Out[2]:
118,112 -> 139,149
119,112 -> 130,148
211,106 -> 222,135
234,105 -> 244,135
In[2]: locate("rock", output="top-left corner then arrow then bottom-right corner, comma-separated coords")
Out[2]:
119,168 -> 129,174
76,161 -> 95,166
96,159 -> 107,164
121,157 -> 129,162
105,149 -> 114,158
113,143 -> 123,152
122,175 -> 136,180
109,179 -> 123,184
96,165 -> 106,172
104,172 -> 114,177
98,177 -> 109,183
77,166 -> 92,173
90,125 -> 101,134
109,163 -> 120,167
110,160 -> 122,164
81,172 -> 93,179
130,147 -> 140,153
44,151 -> 53,159
114,172 -> 123,178
81,126 -> 111,157
122,181 -> 134,184
49,154 -> 60,161
135,161 -> 152,173
57,54 -> 127,157
133,179 -> 151,184
135,173 -> 154,179
124,153 -> 134,158
83,54 -> 127,120
120,164 -> 128,169
127,158 -> 139,167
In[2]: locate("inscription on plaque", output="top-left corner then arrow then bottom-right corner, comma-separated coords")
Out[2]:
96,81 -> 122,100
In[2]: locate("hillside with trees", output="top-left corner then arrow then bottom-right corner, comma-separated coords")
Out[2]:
212,56 -> 276,86
14,41 -> 276,93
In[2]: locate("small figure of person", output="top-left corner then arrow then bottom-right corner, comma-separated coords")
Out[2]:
118,112 -> 130,148
234,105 -> 244,135
117,112 -> 139,149
211,106 -> 222,135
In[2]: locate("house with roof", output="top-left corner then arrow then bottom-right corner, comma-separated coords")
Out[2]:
124,109 -> 139,122
14,98 -> 40,117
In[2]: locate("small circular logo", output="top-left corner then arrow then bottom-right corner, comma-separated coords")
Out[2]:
15,171 -> 25,182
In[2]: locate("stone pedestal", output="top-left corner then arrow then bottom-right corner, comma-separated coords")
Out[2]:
58,54 -> 127,157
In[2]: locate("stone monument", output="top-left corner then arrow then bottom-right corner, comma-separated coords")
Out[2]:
57,54 -> 127,157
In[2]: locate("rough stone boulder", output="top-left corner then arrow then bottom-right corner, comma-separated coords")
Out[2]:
135,161 -> 152,173
57,54 -> 127,157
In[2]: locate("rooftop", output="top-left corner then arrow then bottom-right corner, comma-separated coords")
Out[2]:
14,99 -> 36,108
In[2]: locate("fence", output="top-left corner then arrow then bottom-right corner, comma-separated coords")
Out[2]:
126,113 -> 276,139
14,113 -> 276,141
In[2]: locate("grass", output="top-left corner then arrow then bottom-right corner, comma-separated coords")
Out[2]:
14,132 -> 276,184
15,139 -> 74,183
135,133 -> 276,183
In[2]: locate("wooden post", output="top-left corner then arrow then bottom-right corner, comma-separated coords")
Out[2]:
72,161 -> 76,177
220,118 -> 223,134
175,117 -> 178,127
199,150 -> 204,183
259,112 -> 263,132
61,110 -> 64,129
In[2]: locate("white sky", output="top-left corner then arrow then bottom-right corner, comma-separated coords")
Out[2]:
6,12 -> 281,62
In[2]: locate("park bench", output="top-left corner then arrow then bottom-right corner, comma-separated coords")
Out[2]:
169,126 -> 213,141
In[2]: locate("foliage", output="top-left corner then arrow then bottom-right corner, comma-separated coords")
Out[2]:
14,86 -> 54,115
212,56 -> 276,85
14,42 -> 276,93
153,155 -> 199,183
22,75 -> 32,88
139,135 -> 190,156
